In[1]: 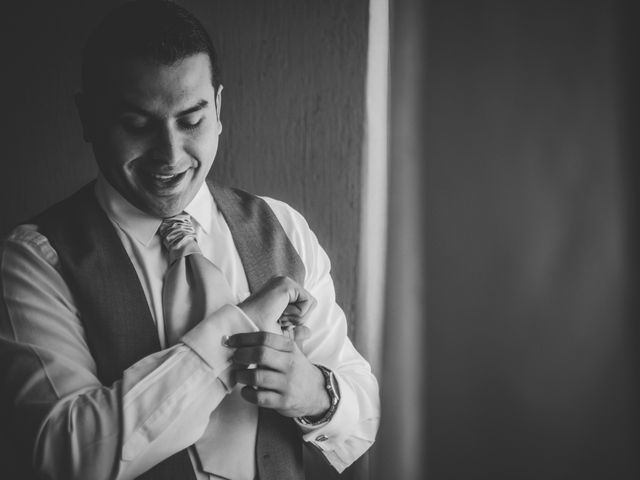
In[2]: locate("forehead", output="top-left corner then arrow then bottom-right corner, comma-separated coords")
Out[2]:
106,53 -> 215,113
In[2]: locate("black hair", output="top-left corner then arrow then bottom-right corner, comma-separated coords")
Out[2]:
82,0 -> 221,96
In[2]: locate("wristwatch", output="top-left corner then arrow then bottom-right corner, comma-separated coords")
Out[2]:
297,365 -> 340,425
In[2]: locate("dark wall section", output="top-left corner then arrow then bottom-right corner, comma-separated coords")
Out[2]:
1,0 -> 367,336
419,1 -> 639,478
2,2 -> 100,228
192,0 -> 368,337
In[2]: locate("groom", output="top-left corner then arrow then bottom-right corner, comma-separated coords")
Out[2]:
0,1 -> 379,479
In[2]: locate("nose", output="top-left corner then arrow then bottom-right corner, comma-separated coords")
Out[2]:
151,123 -> 183,168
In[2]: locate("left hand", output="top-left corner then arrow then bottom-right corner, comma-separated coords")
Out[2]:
227,329 -> 330,418
237,276 -> 316,332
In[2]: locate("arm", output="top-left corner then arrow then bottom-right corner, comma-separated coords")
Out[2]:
230,200 -> 381,472
0,226 -> 257,480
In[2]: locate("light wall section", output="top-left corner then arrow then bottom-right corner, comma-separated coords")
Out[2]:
374,0 -> 428,478
357,0 -> 389,374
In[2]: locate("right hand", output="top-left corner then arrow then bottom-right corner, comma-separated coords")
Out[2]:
238,276 -> 316,332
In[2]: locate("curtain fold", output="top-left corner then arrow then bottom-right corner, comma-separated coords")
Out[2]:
375,1 -> 640,479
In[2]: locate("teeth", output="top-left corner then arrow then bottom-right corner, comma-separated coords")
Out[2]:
152,173 -> 178,181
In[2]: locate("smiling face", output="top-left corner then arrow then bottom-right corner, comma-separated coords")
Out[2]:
80,53 -> 221,218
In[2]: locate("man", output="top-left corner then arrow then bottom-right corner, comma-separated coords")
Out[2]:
0,1 -> 379,479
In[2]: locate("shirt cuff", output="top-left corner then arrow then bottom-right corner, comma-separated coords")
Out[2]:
296,371 -> 358,466
181,304 -> 259,375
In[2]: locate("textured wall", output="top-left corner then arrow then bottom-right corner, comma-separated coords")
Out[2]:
1,0 -> 368,337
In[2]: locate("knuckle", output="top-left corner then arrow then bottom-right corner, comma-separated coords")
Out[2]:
281,397 -> 294,411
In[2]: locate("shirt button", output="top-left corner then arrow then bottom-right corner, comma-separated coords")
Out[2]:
315,434 -> 329,442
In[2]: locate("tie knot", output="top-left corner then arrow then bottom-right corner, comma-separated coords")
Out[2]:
158,213 -> 197,253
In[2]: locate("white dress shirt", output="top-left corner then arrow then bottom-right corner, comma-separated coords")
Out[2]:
0,176 -> 380,480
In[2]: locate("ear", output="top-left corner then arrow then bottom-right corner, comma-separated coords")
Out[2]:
215,85 -> 223,134
74,92 -> 94,143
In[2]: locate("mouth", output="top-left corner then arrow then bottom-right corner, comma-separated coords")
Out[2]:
151,171 -> 186,183
139,168 -> 191,194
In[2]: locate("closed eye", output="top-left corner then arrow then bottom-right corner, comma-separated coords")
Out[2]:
179,114 -> 204,131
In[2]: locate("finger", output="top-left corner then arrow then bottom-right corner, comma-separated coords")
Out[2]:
285,284 -> 317,318
279,296 -> 317,328
227,331 -> 294,351
234,368 -> 286,392
294,325 -> 311,340
232,346 -> 291,370
280,299 -> 316,325
240,385 -> 281,409
270,276 -> 315,313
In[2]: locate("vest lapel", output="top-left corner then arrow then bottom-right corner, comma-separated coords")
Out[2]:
210,182 -> 305,288
211,182 -> 306,480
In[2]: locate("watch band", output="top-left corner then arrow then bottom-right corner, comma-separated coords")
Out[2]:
297,364 -> 340,425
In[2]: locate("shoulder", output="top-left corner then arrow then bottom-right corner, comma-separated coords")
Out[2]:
211,184 -> 329,281
259,196 -> 313,240
212,183 -> 318,249
1,224 -> 60,271
258,196 -> 331,283
0,184 -> 97,270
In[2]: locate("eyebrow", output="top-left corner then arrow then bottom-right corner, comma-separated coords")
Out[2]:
116,99 -> 209,117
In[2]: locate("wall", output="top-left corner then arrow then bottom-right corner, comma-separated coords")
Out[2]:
1,0 -> 368,338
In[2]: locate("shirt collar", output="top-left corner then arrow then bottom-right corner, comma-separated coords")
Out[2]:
184,181 -> 213,235
95,175 -> 213,246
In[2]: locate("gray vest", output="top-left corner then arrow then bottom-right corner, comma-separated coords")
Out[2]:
33,181 -> 306,479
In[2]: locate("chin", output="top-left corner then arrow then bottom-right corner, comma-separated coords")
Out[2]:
134,195 -> 184,218
153,203 -> 187,218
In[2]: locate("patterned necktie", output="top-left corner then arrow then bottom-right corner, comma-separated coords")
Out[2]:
159,213 -> 258,480
159,214 -> 235,344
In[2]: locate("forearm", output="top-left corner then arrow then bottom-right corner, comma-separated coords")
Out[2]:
28,303 -> 256,480
33,345 -> 227,480
1,228 -> 261,479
